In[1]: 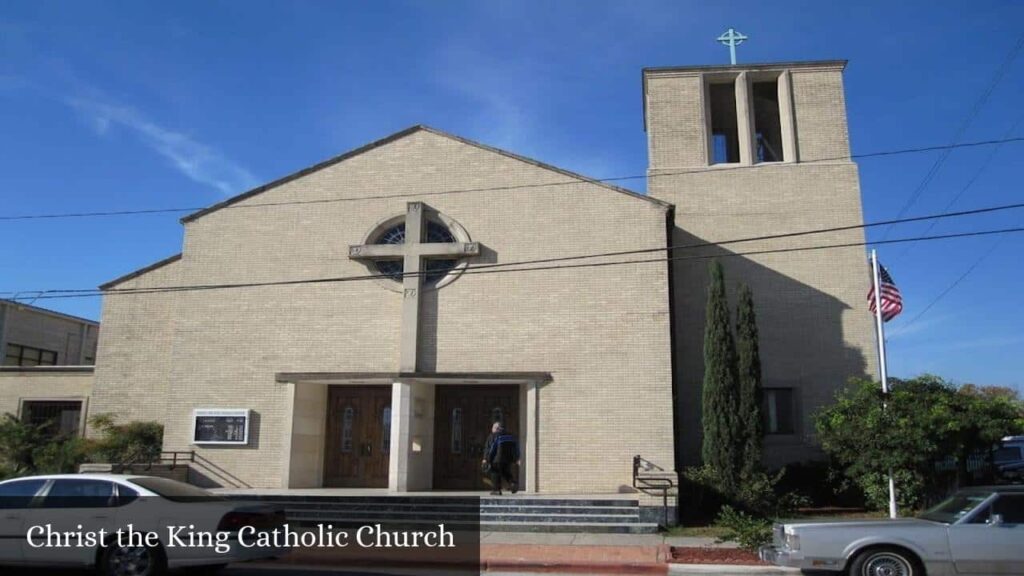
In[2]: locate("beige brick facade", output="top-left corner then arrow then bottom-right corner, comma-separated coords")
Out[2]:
6,58 -> 877,491
88,128 -> 677,492
644,61 -> 877,467
0,369 -> 94,435
1,300 -> 99,367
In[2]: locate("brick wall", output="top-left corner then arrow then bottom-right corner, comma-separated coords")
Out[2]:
0,369 -> 94,432
1,303 -> 98,366
645,63 -> 878,468
91,128 -> 677,492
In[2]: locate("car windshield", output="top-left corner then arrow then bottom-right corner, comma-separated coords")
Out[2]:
918,492 -> 993,523
129,477 -> 225,502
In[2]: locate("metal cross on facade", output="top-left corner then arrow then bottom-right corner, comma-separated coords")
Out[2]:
349,202 -> 479,372
716,28 -> 748,65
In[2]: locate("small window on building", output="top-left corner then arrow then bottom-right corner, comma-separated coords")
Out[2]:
4,344 -> 58,367
341,406 -> 355,453
451,408 -> 463,454
708,81 -> 740,164
763,389 -> 795,435
21,400 -> 82,438
381,406 -> 392,454
752,79 -> 784,163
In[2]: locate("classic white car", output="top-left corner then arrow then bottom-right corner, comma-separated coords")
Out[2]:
0,473 -> 288,575
760,485 -> 1024,575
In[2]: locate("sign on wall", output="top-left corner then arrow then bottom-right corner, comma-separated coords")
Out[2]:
192,408 -> 250,445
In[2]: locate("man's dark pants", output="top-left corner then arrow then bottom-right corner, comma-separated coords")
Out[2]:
489,461 -> 515,491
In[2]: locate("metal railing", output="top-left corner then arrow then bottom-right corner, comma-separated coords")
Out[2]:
114,450 -> 195,473
632,454 -> 676,527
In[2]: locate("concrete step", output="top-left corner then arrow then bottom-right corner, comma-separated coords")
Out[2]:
236,495 -> 640,507
225,494 -> 650,533
280,503 -> 640,516
290,511 -> 640,524
481,521 -> 659,534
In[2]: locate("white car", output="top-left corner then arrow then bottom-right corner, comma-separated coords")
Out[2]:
761,486 -> 1024,575
0,473 -> 288,575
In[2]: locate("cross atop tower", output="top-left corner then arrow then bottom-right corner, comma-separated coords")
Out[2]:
716,28 -> 748,65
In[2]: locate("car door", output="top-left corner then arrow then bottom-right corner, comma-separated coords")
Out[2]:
21,478 -> 119,565
0,479 -> 47,563
947,494 -> 1024,574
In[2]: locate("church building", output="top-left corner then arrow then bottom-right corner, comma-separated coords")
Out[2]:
3,59 -> 876,494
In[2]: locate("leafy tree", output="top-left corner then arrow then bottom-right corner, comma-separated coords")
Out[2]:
735,284 -> 763,479
702,260 -> 741,491
815,375 -> 1024,509
0,414 -> 48,475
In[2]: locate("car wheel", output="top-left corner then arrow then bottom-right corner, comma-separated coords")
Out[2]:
98,542 -> 167,576
849,546 -> 922,576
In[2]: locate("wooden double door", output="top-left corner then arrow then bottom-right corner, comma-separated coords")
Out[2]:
323,386 -> 391,488
433,385 -> 519,490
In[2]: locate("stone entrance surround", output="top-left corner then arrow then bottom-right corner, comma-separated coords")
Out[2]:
277,371 -> 550,492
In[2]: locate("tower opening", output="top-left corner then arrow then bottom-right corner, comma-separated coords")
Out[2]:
752,79 -> 784,162
708,82 -> 740,164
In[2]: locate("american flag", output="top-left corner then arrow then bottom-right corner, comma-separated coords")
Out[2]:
868,263 -> 903,322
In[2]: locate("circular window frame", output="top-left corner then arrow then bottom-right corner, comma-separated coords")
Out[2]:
358,210 -> 473,293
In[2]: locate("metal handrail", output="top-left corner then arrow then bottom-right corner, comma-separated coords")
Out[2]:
115,450 -> 195,472
632,455 -> 676,527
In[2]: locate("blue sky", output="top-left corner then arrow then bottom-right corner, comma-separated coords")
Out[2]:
1,1 -> 1022,389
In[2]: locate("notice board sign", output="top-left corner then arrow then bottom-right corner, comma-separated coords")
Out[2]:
192,408 -> 250,445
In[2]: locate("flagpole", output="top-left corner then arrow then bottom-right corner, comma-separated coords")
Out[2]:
871,249 -> 899,519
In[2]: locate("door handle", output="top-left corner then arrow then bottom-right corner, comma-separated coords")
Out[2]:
92,515 -> 110,520
4,515 -> 19,520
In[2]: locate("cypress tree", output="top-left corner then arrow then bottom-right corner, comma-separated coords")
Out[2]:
735,284 -> 764,479
702,260 -> 741,491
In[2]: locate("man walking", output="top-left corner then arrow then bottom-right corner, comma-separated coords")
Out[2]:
483,422 -> 520,495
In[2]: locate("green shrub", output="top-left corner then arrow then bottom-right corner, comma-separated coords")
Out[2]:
88,414 -> 163,463
0,412 -> 164,479
714,505 -> 772,551
0,413 -> 50,475
33,436 -> 91,474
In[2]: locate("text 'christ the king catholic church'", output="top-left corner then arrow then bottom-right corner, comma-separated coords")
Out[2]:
1,57 -> 877,497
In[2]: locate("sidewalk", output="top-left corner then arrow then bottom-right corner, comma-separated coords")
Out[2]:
250,531 -> 798,575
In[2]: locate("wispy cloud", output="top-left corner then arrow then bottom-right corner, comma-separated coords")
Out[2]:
67,96 -> 259,195
434,45 -> 535,154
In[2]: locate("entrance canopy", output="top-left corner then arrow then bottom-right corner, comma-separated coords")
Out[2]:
277,371 -> 550,493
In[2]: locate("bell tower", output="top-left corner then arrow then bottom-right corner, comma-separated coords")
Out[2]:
644,61 -> 877,467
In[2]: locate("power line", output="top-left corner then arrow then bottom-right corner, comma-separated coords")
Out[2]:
895,238 -> 1004,332
880,33 -> 1024,240
892,114 -> 1024,263
5,199 -> 1024,298
2,136 -> 1023,222
8,225 -> 1024,302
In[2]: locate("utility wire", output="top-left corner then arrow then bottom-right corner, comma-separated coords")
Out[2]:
4,199 -> 1024,298
879,33 -> 1024,240
7,226 -> 1024,302
895,238 -> 1005,333
892,114 -> 1024,263
2,136 -> 1023,222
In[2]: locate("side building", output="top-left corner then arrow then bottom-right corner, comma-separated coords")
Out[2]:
0,299 -> 98,438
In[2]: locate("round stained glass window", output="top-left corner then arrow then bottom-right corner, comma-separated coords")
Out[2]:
373,220 -> 459,284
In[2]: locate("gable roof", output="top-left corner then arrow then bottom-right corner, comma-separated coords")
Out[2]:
99,253 -> 182,290
180,125 -> 670,223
